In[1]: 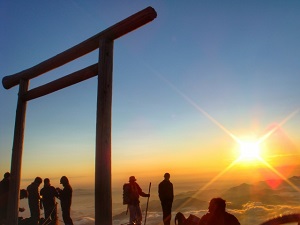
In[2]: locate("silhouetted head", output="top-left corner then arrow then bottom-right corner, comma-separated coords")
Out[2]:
44,178 -> 50,186
129,176 -> 136,183
20,189 -> 28,199
208,198 -> 226,213
164,173 -> 170,180
4,172 -> 10,179
34,177 -> 42,185
60,176 -> 69,186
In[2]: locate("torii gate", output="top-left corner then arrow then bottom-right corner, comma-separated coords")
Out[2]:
2,7 -> 157,225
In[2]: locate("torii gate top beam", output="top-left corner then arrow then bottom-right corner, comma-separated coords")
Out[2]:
2,6 -> 157,90
2,6 -> 157,225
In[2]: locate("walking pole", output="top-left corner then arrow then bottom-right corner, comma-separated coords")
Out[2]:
144,182 -> 151,225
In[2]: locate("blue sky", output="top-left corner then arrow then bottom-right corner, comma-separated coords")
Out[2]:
1,1 -> 300,189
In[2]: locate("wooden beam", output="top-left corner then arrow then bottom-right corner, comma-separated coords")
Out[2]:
2,7 -> 157,225
22,63 -> 98,101
6,79 -> 29,225
2,6 -> 157,89
95,39 -> 113,225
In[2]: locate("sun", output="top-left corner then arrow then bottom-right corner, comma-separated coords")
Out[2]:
237,141 -> 262,162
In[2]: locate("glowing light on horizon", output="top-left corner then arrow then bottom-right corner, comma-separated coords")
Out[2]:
178,107 -> 300,211
157,73 -> 300,186
143,64 -> 300,212
237,141 -> 262,162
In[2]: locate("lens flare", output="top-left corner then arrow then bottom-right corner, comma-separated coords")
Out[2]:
150,71 -> 300,213
238,141 -> 261,162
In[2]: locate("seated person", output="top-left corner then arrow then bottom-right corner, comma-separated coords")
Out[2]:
199,197 -> 240,225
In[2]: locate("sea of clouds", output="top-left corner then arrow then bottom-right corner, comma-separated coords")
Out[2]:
70,203 -> 300,225
19,176 -> 300,225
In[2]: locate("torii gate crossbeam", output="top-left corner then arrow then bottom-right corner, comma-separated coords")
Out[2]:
2,7 -> 157,225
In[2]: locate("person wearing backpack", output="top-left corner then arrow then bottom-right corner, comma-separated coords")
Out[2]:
124,176 -> 150,225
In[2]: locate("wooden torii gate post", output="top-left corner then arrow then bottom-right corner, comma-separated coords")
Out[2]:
2,7 -> 157,225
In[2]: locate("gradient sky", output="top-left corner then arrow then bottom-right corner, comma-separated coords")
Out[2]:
1,1 -> 300,191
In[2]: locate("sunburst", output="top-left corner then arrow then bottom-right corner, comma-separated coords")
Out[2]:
156,73 -> 300,212
237,140 -> 262,162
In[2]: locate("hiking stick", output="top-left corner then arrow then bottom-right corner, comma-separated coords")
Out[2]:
144,182 -> 151,225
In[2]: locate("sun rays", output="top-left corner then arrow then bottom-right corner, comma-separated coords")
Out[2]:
145,67 -> 300,212
174,102 -> 300,210
162,74 -> 300,194
192,103 -> 300,190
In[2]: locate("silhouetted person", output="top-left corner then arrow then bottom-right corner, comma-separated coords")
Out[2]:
199,197 -> 240,225
0,172 -> 10,223
27,177 -> 43,225
40,178 -> 59,224
159,173 -> 174,225
126,176 -> 150,225
56,176 -> 73,225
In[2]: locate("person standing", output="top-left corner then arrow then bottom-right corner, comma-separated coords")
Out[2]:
0,172 -> 10,224
40,178 -> 59,224
158,173 -> 174,225
199,197 -> 240,225
27,177 -> 43,225
56,176 -> 73,225
125,176 -> 150,225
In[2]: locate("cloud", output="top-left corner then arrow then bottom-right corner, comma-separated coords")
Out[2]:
229,202 -> 300,225
72,176 -> 300,225
72,203 -> 300,225
168,202 -> 300,225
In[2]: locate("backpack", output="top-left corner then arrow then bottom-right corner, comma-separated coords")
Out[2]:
175,213 -> 200,225
185,214 -> 201,225
123,183 -> 131,205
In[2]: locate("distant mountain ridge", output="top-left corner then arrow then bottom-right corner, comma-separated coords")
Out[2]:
113,175 -> 300,220
223,176 -> 300,208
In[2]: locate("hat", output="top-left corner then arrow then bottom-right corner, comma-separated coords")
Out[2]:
129,176 -> 136,182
